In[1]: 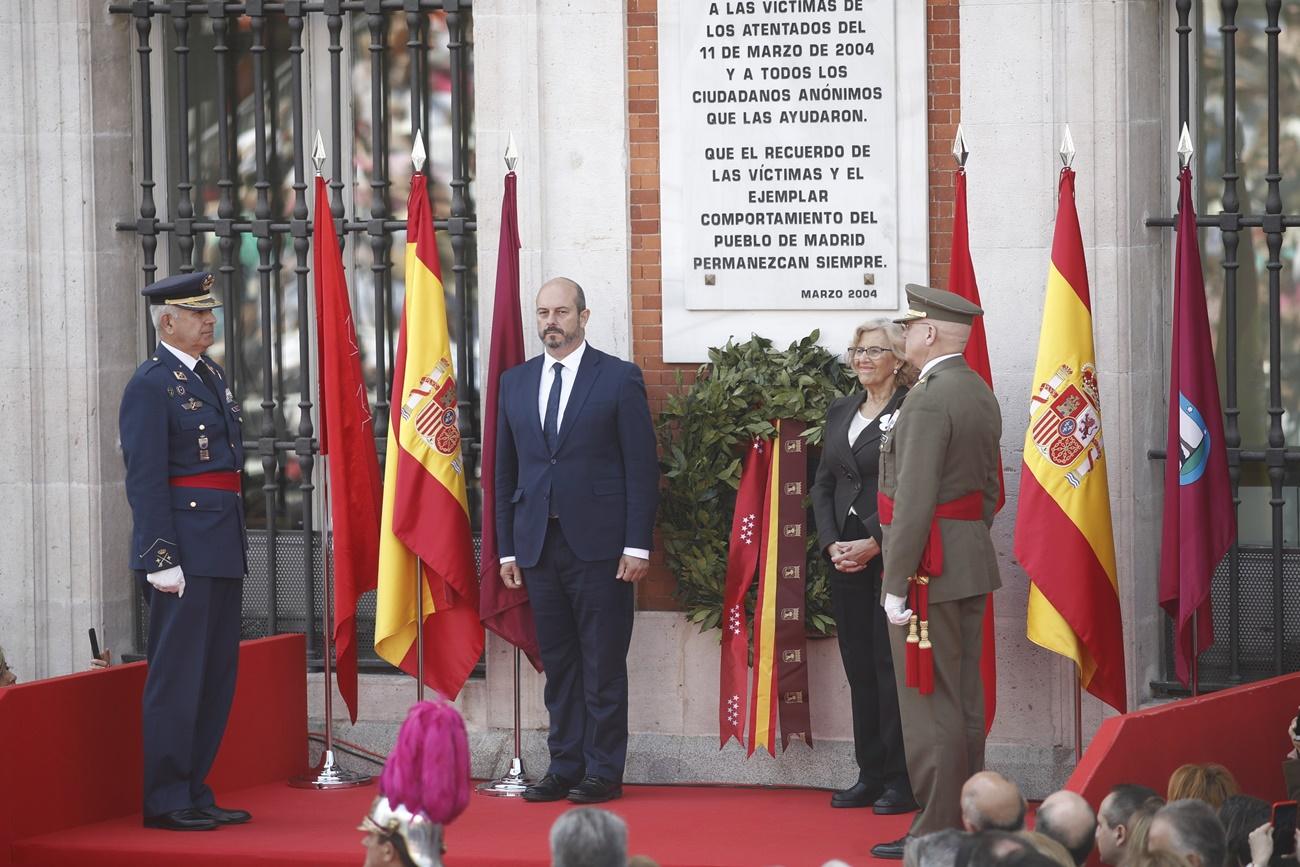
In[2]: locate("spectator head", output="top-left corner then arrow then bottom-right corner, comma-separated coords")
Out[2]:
550,808 -> 629,867
362,697 -> 471,867
1097,785 -> 1164,865
1128,848 -> 1195,867
904,828 -> 967,867
1167,764 -> 1240,810
1036,790 -> 1098,866
1149,799 -> 1228,867
1217,795 -> 1271,867
1017,831 -> 1078,867
964,831 -> 1059,867
962,771 -> 1028,833
0,645 -> 14,686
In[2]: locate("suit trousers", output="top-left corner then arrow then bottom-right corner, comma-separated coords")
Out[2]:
525,519 -> 634,782
140,573 -> 242,816
888,592 -> 986,836
828,515 -> 909,792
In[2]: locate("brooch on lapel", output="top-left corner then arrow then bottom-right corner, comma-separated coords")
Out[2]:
879,409 -> 900,448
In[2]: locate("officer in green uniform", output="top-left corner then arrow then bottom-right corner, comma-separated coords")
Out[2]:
870,284 -> 1003,859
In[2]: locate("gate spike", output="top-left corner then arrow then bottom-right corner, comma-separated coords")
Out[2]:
1059,125 -> 1076,169
412,132 -> 426,173
312,131 -> 326,176
504,133 -> 519,173
1177,123 -> 1194,169
952,124 -> 969,168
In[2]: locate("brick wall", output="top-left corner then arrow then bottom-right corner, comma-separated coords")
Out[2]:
626,0 -> 961,611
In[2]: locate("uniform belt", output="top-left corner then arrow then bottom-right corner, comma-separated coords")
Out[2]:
170,471 -> 241,493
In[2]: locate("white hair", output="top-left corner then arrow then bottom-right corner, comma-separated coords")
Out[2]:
550,808 -> 628,867
149,303 -> 183,331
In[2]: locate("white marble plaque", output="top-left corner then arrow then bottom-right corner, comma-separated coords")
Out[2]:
660,0 -> 928,362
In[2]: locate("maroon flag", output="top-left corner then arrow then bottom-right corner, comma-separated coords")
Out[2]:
1159,165 -> 1235,687
948,166 -> 999,732
478,171 -> 541,668
719,437 -> 772,748
312,175 -> 383,723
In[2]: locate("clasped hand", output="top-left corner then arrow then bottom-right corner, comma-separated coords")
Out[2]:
828,537 -> 880,573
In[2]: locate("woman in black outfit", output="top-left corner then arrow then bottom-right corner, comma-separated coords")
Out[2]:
811,318 -> 918,813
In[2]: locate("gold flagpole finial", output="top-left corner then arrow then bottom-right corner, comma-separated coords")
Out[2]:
952,124 -> 969,168
312,130 -> 326,177
504,133 -> 519,173
412,132 -> 427,173
1059,125 -> 1076,169
1177,123 -> 1194,170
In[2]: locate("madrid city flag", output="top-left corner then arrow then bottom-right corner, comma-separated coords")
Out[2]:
1159,165 -> 1234,686
1015,167 -> 1127,713
374,170 -> 483,697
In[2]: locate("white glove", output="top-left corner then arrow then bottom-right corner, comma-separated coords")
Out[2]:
147,565 -> 186,598
883,592 -> 912,626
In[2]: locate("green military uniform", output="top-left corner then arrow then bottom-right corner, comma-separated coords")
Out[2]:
879,284 -> 1002,837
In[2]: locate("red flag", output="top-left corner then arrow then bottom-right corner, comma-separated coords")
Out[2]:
478,171 -> 541,668
719,437 -> 771,748
312,175 -> 383,723
374,171 -> 484,697
1159,165 -> 1235,687
948,166 -> 999,731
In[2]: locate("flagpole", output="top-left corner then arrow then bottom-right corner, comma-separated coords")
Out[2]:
412,134 -> 427,704
291,131 -> 373,789
477,134 -> 532,798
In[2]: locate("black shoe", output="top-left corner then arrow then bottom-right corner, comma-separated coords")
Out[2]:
143,808 -> 219,831
198,805 -> 252,825
567,775 -> 623,803
831,780 -> 884,808
871,835 -> 911,860
523,773 -> 578,802
872,788 -> 919,815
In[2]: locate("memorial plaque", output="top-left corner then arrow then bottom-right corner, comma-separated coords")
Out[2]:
660,0 -> 928,361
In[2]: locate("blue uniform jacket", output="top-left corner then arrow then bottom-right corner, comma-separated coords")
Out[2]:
494,345 -> 660,569
119,344 -> 247,579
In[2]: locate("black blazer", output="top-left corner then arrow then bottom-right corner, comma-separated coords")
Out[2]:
811,386 -> 909,554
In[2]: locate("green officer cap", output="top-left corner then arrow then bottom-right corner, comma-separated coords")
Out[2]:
893,283 -> 983,325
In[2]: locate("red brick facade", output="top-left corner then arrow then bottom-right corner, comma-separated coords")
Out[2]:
626,0 -> 961,610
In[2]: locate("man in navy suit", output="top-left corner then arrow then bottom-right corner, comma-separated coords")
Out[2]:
495,277 -> 660,804
119,272 -> 250,831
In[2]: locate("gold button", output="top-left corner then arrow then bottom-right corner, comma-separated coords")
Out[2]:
190,501 -> 197,508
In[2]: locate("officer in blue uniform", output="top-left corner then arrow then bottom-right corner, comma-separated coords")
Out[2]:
120,272 -> 250,832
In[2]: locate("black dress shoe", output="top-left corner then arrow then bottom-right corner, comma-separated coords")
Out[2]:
143,808 -> 219,831
871,835 -> 911,860
567,775 -> 623,803
523,773 -> 578,802
198,805 -> 252,824
831,780 -> 885,808
872,788 -> 920,815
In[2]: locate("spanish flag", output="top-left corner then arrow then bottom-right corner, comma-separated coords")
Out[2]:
1015,167 -> 1127,713
374,170 -> 483,697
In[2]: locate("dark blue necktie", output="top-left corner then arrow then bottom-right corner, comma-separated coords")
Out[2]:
544,361 -> 563,453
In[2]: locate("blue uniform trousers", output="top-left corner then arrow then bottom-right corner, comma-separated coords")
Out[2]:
524,520 -> 634,783
139,573 -> 241,817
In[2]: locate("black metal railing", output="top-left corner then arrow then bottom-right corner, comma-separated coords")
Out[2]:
1148,0 -> 1300,689
111,1 -> 478,670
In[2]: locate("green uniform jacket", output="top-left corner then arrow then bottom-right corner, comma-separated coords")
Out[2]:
879,355 -> 1002,603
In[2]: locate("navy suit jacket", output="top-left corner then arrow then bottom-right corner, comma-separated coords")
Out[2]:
494,345 -> 660,569
119,344 -> 247,579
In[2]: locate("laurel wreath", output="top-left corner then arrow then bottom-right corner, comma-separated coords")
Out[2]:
656,332 -> 856,638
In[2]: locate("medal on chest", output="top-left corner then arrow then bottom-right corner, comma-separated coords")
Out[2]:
198,434 -> 211,462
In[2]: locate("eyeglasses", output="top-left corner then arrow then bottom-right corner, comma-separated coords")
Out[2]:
846,346 -> 892,361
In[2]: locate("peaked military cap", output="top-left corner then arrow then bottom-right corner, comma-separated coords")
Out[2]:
894,283 -> 983,325
141,272 -> 222,310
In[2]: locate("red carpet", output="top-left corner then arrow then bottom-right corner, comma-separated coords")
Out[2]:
12,781 -> 912,867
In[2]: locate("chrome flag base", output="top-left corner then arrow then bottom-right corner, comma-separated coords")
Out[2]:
475,756 -> 531,798
288,749 -> 374,789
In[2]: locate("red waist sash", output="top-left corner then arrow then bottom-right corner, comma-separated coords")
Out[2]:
877,489 -> 985,695
169,471 -> 241,493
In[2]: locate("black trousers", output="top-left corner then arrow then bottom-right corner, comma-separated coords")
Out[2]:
139,573 -> 241,816
524,519 -> 634,782
828,513 -> 910,792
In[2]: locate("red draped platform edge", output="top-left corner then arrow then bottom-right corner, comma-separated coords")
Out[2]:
0,633 -> 307,866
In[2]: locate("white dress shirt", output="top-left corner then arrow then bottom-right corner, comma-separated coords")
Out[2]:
160,340 -> 201,370
500,341 -> 649,564
917,352 -> 962,382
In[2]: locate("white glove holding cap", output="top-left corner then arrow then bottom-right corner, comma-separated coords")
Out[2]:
147,565 -> 186,598
883,592 -> 912,626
